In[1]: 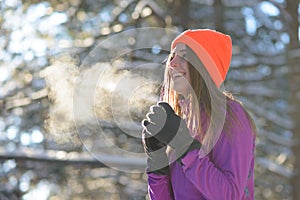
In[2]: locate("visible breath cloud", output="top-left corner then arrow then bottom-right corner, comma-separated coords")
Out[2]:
42,54 -> 162,143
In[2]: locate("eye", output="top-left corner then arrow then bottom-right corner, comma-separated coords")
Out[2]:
168,52 -> 187,62
169,52 -> 175,61
179,53 -> 187,60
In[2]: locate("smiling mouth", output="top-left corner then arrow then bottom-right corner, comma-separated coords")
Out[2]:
172,72 -> 185,78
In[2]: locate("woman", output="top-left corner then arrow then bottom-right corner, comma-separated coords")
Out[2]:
142,29 -> 256,200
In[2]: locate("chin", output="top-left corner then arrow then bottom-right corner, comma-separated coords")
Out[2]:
174,88 -> 187,96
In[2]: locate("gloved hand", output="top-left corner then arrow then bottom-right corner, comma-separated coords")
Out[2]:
142,124 -> 169,175
143,102 -> 201,161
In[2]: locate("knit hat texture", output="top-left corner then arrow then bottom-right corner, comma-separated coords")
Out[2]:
171,29 -> 232,87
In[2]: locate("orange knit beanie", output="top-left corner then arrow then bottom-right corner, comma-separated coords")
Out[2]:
171,29 -> 232,88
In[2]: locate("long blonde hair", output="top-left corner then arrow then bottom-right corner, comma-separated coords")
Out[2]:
161,46 -> 256,156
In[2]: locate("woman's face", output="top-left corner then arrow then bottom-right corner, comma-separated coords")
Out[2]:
168,43 -> 191,97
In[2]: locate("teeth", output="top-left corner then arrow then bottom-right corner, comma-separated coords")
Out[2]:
173,72 -> 184,78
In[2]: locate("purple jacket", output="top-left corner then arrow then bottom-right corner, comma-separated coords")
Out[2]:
147,99 -> 255,200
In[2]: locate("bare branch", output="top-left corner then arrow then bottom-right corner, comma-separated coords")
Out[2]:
0,147 -> 146,170
242,98 -> 293,130
258,129 -> 298,147
256,157 -> 294,179
4,88 -> 49,110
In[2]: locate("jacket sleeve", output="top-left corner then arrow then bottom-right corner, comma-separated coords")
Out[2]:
181,104 -> 255,199
147,173 -> 174,200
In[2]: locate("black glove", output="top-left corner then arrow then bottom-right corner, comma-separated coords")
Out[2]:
143,102 -> 201,161
142,125 -> 169,175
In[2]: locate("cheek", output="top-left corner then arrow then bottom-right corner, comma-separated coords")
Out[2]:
188,73 -> 192,84
185,66 -> 191,83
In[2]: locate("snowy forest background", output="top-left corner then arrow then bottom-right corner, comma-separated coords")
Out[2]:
0,0 -> 300,199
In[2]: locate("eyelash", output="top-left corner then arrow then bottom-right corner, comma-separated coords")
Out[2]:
169,53 -> 175,61
169,53 -> 186,61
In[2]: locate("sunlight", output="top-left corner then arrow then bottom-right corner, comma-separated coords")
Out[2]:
26,2 -> 48,23
31,39 -> 47,57
0,67 -> 10,82
259,1 -> 280,16
3,0 -> 20,7
151,44 -> 162,54
47,12 -> 68,26
3,159 -> 16,173
31,129 -> 44,143
0,0 -> 298,199
23,180 -> 51,200
242,7 -> 257,36
20,132 -> 31,145
6,126 -> 18,140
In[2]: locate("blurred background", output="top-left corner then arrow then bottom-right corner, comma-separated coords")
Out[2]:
0,0 -> 300,199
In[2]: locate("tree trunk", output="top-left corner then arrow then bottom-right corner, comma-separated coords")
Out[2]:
213,0 -> 225,32
286,0 -> 300,199
172,0 -> 190,29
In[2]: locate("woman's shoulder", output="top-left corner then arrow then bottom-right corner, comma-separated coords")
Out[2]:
226,97 -> 247,115
225,97 -> 253,131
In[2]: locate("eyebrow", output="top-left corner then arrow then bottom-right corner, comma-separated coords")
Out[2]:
162,49 -> 186,64
177,49 -> 187,55
179,50 -> 187,56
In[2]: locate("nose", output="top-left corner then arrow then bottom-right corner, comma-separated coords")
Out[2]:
169,54 -> 181,69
